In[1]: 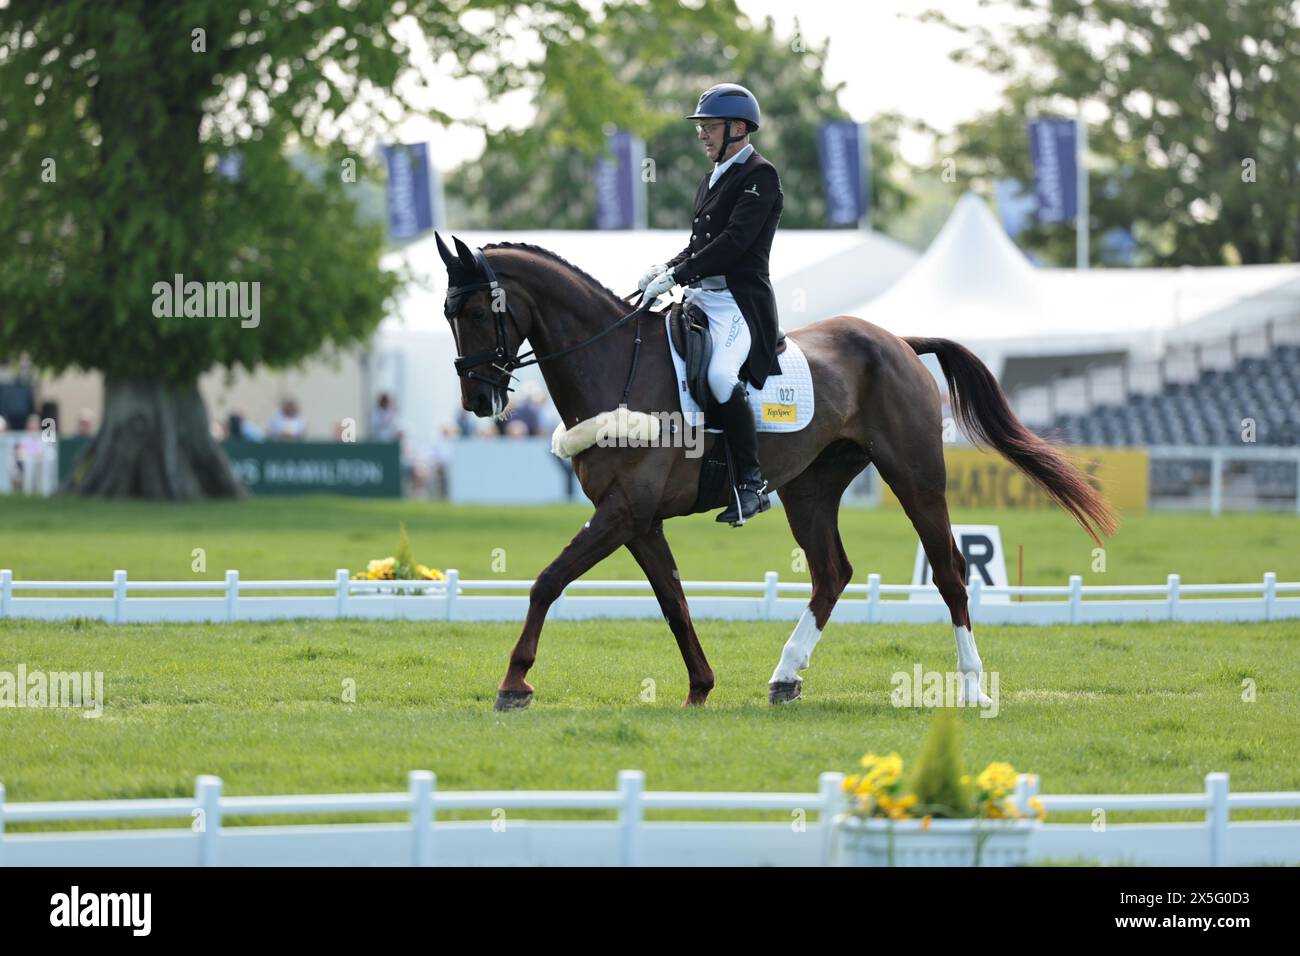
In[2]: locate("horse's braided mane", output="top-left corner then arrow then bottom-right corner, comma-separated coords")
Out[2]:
482,242 -> 632,313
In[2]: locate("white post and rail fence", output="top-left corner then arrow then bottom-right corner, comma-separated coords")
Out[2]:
1,569 -> 1296,625
1,771 -> 1296,867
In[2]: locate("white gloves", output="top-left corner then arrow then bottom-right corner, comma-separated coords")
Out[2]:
643,270 -> 676,301
638,263 -> 666,291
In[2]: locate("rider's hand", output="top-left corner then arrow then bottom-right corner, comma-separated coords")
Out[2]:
643,271 -> 676,301
637,263 -> 666,292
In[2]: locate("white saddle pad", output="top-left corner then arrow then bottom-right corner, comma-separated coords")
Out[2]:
665,314 -> 814,433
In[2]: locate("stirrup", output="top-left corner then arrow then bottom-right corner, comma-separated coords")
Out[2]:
717,478 -> 770,526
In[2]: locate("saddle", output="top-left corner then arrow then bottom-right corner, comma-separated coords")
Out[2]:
668,301 -> 786,410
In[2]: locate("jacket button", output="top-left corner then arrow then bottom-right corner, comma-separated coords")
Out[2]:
694,217 -> 699,222
690,235 -> 695,240
706,214 -> 711,220
705,233 -> 711,238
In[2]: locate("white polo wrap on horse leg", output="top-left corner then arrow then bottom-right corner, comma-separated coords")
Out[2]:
954,625 -> 993,706
770,606 -> 823,685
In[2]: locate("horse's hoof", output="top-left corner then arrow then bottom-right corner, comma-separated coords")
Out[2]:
494,689 -> 533,711
768,679 -> 802,705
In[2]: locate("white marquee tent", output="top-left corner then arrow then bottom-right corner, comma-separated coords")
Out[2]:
850,193 -> 1300,386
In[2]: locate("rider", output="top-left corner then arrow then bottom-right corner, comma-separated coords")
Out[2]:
639,82 -> 785,526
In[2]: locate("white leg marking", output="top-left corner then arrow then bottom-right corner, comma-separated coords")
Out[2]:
954,625 -> 993,706
770,606 -> 823,684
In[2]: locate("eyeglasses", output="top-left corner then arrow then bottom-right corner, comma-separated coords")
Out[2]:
694,122 -> 725,134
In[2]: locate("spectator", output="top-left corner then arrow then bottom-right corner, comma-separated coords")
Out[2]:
369,392 -> 403,442
17,413 -> 50,494
76,408 -> 96,438
0,417 -> 11,493
227,410 -> 265,442
425,423 -> 457,500
266,397 -> 306,441
528,385 -> 559,437
333,418 -> 356,442
456,409 -> 476,438
502,397 -> 538,436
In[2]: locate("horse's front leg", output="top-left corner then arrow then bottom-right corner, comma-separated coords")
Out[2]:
625,521 -> 715,706
495,494 -> 641,711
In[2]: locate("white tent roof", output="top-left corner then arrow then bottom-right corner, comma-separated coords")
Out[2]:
850,192 -> 1300,372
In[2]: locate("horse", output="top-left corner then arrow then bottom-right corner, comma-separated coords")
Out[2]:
435,234 -> 1117,711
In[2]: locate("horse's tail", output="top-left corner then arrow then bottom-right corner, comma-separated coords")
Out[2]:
905,336 -> 1119,545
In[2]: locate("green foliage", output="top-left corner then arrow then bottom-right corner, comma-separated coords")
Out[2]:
0,0 -> 711,381
394,522 -> 416,580
449,11 -> 912,230
909,709 -> 974,818
921,0 -> 1300,266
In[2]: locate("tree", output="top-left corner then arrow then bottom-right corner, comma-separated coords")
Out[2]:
923,0 -> 1300,266
448,12 -> 912,231
0,0 -> 704,497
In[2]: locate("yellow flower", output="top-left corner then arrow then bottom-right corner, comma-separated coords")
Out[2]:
859,751 -> 902,790
841,774 -> 860,792
1028,797 -> 1047,822
977,761 -> 1017,797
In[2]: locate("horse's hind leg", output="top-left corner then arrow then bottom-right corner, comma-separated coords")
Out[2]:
873,452 -> 993,707
768,442 -> 868,704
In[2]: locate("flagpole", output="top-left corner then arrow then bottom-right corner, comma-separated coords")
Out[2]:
1076,114 -> 1089,269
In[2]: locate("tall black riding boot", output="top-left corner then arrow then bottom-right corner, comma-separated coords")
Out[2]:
715,382 -> 770,526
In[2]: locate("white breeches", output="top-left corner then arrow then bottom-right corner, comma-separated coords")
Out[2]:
685,287 -> 752,404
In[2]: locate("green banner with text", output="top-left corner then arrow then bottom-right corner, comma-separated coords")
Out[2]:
58,438 -> 402,497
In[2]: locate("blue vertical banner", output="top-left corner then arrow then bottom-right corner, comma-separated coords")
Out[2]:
1028,118 -> 1078,224
594,130 -> 645,230
382,142 -> 436,241
817,121 -> 867,226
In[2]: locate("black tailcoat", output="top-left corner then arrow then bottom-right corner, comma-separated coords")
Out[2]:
667,148 -> 784,389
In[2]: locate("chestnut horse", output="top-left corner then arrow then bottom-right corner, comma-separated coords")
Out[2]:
436,234 -> 1117,711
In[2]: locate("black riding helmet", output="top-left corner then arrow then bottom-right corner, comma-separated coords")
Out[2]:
687,83 -> 761,157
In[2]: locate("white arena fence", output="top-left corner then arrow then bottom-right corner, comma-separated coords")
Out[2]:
2,569 -> 1298,625
1,771 -> 1296,867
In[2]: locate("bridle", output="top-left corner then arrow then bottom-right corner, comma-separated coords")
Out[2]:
446,247 -> 654,404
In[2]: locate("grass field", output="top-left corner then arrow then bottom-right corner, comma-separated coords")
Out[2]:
1,617 -> 1297,827
1,497 -> 1298,829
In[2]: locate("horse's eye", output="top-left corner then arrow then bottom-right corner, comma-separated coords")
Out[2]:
473,308 -> 486,320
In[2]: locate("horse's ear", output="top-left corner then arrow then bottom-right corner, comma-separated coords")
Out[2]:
435,232 -> 455,270
452,236 -> 477,271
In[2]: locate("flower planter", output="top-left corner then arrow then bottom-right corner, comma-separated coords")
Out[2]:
832,814 -> 1036,867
